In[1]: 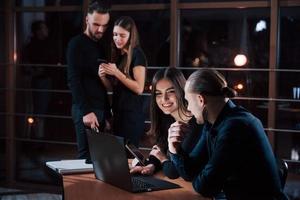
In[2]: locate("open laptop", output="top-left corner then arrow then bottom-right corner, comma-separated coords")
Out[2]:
86,129 -> 181,193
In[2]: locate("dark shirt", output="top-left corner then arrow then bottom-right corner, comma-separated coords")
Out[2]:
149,116 -> 203,179
67,34 -> 109,115
112,47 -> 147,112
170,100 -> 285,199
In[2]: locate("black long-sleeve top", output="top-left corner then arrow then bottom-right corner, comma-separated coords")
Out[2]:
170,100 -> 286,199
67,34 -> 109,115
148,116 -> 203,179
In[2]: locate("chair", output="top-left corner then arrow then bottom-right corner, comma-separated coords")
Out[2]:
276,158 -> 288,189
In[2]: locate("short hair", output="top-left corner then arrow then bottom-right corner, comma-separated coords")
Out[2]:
187,69 -> 237,98
87,0 -> 110,14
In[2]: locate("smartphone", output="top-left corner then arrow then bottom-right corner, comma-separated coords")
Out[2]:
97,58 -> 108,64
125,144 -> 146,166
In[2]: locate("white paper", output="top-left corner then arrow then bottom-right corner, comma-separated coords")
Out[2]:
46,159 -> 93,174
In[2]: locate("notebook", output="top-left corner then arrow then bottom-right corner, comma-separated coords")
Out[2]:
86,129 -> 181,193
46,159 -> 93,174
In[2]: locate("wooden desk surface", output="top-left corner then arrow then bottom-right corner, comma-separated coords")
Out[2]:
63,172 -> 209,200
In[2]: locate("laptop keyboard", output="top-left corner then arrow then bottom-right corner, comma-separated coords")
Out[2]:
132,177 -> 155,190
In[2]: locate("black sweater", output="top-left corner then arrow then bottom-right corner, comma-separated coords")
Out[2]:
67,34 -> 109,115
148,116 -> 203,179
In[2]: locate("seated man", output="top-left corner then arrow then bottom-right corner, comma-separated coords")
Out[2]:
168,69 -> 288,199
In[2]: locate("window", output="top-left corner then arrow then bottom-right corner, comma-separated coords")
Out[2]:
276,6 -> 300,160
16,0 -> 83,6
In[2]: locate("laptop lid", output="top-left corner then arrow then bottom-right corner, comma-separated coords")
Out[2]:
86,129 -> 181,192
86,129 -> 133,192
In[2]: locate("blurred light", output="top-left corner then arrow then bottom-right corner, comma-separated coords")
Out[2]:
13,52 -> 17,62
192,57 -> 200,67
27,117 -> 34,124
236,83 -> 244,90
255,20 -> 266,32
234,54 -> 247,66
149,85 -> 152,91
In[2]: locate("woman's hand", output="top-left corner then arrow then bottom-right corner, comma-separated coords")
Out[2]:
149,145 -> 168,163
99,63 -> 120,77
130,164 -> 155,175
98,64 -> 107,78
168,121 -> 190,154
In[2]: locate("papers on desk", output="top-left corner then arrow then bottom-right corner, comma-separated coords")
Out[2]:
46,159 -> 94,174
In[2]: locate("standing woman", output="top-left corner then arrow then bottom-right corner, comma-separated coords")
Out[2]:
99,16 -> 147,146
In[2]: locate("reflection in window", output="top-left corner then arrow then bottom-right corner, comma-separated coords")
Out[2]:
16,0 -> 83,6
16,12 -> 83,64
112,0 -> 169,4
180,8 -> 270,68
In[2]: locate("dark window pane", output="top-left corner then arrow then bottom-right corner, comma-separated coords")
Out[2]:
276,131 -> 300,162
0,91 -> 5,132
280,7 -> 300,69
0,139 -> 5,180
0,13 -> 4,63
0,114 -> 6,137
15,115 -> 75,142
15,64 -> 69,91
180,0 -> 251,2
0,64 -> 5,89
275,102 -> 300,131
180,8 -> 270,68
112,0 -> 169,4
16,141 -> 76,184
16,0 -> 83,6
15,90 -> 71,116
0,115 -> 4,137
277,71 -> 300,100
111,10 -> 170,66
16,12 -> 83,66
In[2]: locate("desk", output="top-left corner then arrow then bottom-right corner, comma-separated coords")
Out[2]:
62,172 -> 209,200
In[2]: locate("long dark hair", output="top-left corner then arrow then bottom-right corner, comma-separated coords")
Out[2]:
187,69 -> 237,98
150,68 -> 190,150
111,16 -> 140,77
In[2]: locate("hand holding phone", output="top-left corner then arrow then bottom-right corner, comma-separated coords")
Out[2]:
97,58 -> 108,65
125,144 -> 145,166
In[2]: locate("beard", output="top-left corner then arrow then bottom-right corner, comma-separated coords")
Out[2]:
88,27 -> 103,41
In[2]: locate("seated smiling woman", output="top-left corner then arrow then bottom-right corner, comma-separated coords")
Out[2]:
130,67 -> 203,179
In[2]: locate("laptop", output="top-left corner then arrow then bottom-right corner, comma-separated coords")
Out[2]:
86,129 -> 181,193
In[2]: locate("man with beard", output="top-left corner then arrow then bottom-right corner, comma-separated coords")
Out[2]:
67,0 -> 110,163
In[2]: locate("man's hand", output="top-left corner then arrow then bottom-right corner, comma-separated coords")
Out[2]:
149,145 -> 168,163
83,112 -> 99,130
168,121 -> 190,154
130,164 -> 155,175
